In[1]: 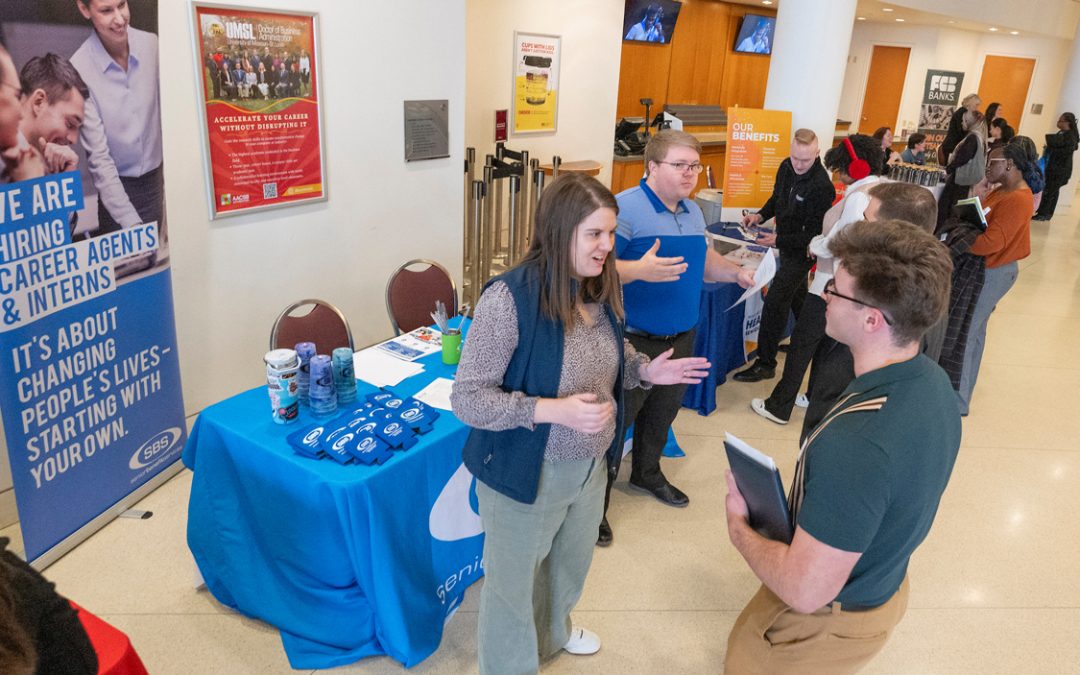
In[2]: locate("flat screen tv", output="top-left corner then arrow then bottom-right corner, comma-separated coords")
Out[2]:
622,0 -> 683,44
733,14 -> 776,55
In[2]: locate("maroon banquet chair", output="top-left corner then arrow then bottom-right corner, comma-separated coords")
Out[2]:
385,259 -> 458,335
269,299 -> 354,355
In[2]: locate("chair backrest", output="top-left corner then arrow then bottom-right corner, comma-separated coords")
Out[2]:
269,299 -> 354,355
385,259 -> 457,335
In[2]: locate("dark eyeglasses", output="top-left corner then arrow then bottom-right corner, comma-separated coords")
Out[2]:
657,161 -> 704,174
823,278 -> 894,326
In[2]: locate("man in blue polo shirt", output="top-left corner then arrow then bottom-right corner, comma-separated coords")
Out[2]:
599,130 -> 752,546
724,219 -> 961,673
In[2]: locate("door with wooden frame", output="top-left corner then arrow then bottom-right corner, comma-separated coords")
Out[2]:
858,45 -> 910,135
977,55 -> 1036,131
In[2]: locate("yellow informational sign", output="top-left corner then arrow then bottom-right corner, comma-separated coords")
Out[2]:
513,32 -> 560,134
722,108 -> 792,217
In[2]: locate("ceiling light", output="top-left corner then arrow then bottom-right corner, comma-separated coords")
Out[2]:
947,20 -> 956,24
883,7 -> 894,11
1010,30 -> 1019,35
989,27 -> 998,31
895,18 -> 905,22
761,0 -> 773,4
857,16 -> 867,20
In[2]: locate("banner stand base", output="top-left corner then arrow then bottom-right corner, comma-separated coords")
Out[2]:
30,459 -> 185,570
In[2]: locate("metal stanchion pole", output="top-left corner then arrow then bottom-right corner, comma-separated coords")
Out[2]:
506,175 -> 520,266
493,174 -> 504,261
463,148 -> 475,272
518,150 -> 529,261
552,155 -> 562,180
529,167 -> 545,249
481,165 -> 495,287
470,180 -> 484,309
525,158 -> 539,254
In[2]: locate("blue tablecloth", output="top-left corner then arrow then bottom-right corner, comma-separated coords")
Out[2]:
184,344 -> 484,669
682,282 -> 751,416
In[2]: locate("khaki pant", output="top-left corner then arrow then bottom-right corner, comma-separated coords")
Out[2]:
725,577 -> 910,674
475,458 -> 605,675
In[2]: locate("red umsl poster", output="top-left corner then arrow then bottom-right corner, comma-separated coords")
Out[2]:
192,5 -> 325,217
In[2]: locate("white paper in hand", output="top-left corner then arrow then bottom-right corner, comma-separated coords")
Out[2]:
728,248 -> 777,310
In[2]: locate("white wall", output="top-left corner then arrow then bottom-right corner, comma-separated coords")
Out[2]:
158,0 -> 466,413
465,0 -> 624,187
838,22 -> 1071,141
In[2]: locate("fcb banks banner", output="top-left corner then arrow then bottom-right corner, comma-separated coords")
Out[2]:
0,2 -> 186,562
918,70 -> 965,160
192,5 -> 326,218
721,108 -> 792,222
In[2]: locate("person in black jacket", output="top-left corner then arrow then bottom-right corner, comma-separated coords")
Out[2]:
1033,112 -> 1078,221
733,129 -> 836,382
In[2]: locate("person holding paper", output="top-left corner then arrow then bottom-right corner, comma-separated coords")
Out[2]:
732,128 -> 834,384
451,173 -> 710,675
725,219 -> 961,673
603,129 -> 752,543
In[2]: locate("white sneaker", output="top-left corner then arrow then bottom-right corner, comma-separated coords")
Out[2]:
751,398 -> 788,425
563,626 -> 601,655
795,393 -> 809,408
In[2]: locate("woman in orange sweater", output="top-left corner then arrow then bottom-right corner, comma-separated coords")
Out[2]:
958,144 -> 1033,414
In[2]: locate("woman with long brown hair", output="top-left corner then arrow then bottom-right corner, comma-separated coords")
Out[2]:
451,173 -> 709,674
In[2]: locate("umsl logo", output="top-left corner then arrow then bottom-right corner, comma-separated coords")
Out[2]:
129,427 -> 183,470
400,407 -> 422,422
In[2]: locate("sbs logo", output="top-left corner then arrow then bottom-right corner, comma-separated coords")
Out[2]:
129,427 -> 182,470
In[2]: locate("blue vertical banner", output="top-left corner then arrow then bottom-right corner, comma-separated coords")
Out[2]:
0,1 -> 184,562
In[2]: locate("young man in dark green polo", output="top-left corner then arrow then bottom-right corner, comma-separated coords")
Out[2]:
723,219 -> 961,673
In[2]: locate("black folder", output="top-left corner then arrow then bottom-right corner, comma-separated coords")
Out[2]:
724,433 -> 793,543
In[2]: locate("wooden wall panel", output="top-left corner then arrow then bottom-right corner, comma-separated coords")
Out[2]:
616,1 -> 774,122
718,10 -> 773,109
667,0 -> 732,105
617,41 -> 672,119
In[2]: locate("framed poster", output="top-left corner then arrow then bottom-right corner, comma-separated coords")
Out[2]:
512,32 -> 560,134
190,3 -> 327,218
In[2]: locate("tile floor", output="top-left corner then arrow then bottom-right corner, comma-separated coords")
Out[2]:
8,200 -> 1080,673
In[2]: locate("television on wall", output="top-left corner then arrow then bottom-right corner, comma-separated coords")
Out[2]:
622,0 -> 684,44
733,13 -> 776,55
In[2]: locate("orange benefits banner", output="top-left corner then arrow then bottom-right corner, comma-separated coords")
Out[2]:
722,108 -> 792,213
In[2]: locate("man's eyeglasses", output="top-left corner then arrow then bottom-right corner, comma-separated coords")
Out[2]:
823,278 -> 894,325
657,161 -> 704,174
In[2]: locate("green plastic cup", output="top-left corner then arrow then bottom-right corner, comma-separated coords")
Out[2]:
441,329 -> 462,365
